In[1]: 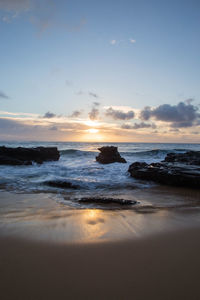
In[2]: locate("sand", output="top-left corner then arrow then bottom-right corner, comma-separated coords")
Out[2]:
1,228 -> 200,300
1,191 -> 200,299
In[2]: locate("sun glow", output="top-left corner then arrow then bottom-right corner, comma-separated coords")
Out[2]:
87,128 -> 99,134
81,127 -> 104,142
84,120 -> 100,127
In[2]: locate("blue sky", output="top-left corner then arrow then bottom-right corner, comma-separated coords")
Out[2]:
0,0 -> 200,142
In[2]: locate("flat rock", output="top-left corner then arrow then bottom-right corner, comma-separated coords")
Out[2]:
96,146 -> 126,164
128,152 -> 200,189
44,180 -> 78,189
0,146 -> 60,165
78,197 -> 137,205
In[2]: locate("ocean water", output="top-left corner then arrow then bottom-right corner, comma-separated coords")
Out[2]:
0,142 -> 200,208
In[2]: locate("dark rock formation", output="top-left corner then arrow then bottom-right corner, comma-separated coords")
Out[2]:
78,197 -> 137,205
44,180 -> 78,189
164,151 -> 200,165
96,146 -> 126,164
0,146 -> 60,165
128,151 -> 200,189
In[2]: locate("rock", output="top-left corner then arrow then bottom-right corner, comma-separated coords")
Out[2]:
44,180 -> 78,189
96,146 -> 126,164
128,152 -> 200,189
164,151 -> 200,165
78,197 -> 137,205
0,146 -> 60,165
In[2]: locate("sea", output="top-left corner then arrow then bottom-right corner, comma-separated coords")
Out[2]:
0,142 -> 200,209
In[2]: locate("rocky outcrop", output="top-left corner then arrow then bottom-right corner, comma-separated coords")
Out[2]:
0,146 -> 60,165
44,180 -> 78,189
164,151 -> 200,165
78,197 -> 137,205
96,146 -> 126,164
128,151 -> 200,189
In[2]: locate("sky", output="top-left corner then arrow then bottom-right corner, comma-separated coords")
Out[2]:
0,0 -> 200,142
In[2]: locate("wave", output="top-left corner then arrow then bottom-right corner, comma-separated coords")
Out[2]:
121,148 -> 188,157
60,149 -> 96,157
60,148 -> 189,160
60,148 -> 188,156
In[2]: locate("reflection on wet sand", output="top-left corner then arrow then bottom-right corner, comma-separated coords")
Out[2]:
0,191 -> 200,244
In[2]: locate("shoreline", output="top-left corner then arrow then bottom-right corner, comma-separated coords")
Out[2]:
1,190 -> 200,244
1,189 -> 200,299
1,227 -> 200,299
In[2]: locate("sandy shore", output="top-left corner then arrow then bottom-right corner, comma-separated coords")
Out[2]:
1,190 -> 200,243
0,229 -> 200,300
1,228 -> 200,300
1,191 -> 200,299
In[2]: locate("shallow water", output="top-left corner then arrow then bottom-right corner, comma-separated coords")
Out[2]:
0,142 -> 200,209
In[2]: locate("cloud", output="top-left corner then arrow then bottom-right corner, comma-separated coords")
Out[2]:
105,107 -> 135,120
0,116 -> 92,141
0,0 -> 55,34
76,90 -> 84,95
89,92 -> 99,99
2,15 -> 12,22
76,90 -> 100,99
65,80 -> 72,87
170,121 -> 195,128
170,128 -> 180,132
0,118 -> 24,129
88,102 -> 100,120
185,98 -> 194,104
66,18 -> 87,32
88,108 -> 99,120
0,109 -> 199,142
43,111 -> 56,119
0,1 -> 87,35
70,110 -> 82,118
29,0 -> 56,35
110,39 -> 136,45
140,102 -> 200,128
0,0 -> 31,12
129,38 -> 136,43
0,110 -> 38,118
49,126 -> 58,131
0,91 -> 9,99
93,101 -> 100,106
121,122 -> 156,130
30,4 -> 86,35
110,39 -> 116,45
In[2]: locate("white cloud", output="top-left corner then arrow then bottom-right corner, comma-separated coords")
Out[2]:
110,39 -> 116,45
110,39 -> 136,46
129,38 -> 136,44
0,110 -> 39,118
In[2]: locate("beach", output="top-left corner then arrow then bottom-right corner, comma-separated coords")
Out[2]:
1,227 -> 200,300
1,142 -> 200,299
1,190 -> 200,299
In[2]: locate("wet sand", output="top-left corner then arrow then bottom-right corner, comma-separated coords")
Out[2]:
1,191 -> 200,243
1,191 -> 200,299
1,228 -> 200,300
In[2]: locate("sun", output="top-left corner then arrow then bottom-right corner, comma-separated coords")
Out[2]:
87,128 -> 99,134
